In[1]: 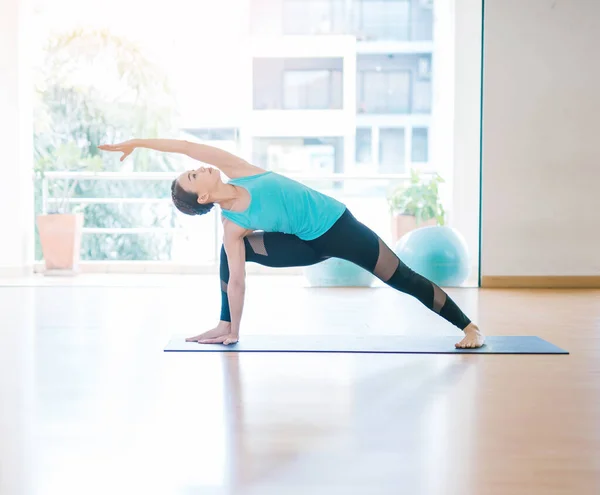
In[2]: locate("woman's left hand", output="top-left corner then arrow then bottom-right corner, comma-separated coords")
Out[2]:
98,140 -> 137,161
198,334 -> 239,346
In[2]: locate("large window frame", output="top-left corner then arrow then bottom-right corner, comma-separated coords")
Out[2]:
357,69 -> 412,114
283,0 -> 347,35
355,0 -> 412,41
282,69 -> 343,110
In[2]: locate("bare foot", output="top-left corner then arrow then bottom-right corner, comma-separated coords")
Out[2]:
186,321 -> 231,342
455,323 -> 486,349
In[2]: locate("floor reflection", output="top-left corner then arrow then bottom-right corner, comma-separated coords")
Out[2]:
1,282 -> 595,495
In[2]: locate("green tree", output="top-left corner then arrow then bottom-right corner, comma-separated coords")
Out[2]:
34,28 -> 181,261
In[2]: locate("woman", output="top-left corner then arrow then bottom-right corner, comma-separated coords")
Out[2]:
99,139 -> 485,349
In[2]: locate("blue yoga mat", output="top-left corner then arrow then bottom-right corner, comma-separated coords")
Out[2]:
164,335 -> 568,355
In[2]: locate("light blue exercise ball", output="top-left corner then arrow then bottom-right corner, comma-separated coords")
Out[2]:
394,226 -> 470,287
304,258 -> 374,287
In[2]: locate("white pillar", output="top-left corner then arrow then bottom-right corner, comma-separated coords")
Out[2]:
452,0 -> 483,280
0,0 -> 34,277
430,0 -> 456,210
0,11 -> 34,495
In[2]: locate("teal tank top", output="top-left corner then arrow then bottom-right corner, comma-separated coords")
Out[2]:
221,171 -> 346,241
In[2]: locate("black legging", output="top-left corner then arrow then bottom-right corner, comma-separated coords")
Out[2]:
219,209 -> 471,331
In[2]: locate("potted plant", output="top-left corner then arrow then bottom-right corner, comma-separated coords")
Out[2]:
387,169 -> 446,244
35,144 -> 103,274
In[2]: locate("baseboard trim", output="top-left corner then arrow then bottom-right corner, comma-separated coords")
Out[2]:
481,276 -> 600,289
0,265 -> 34,277
32,261 -> 301,276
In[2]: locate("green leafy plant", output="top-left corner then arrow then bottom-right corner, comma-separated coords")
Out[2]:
387,169 -> 446,226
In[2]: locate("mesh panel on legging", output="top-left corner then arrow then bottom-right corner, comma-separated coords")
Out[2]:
308,210 -> 472,330
373,238 -> 449,317
219,231 -> 321,322
247,232 -> 267,256
373,237 -> 400,282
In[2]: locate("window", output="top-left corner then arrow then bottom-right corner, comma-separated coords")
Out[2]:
356,128 -> 372,164
358,70 -> 411,114
413,0 -> 434,40
413,55 -> 432,113
355,0 -> 411,41
379,128 -> 405,173
412,80 -> 432,113
417,56 -> 432,80
284,70 -> 342,109
32,0 -> 481,285
284,0 -> 346,35
411,127 -> 429,163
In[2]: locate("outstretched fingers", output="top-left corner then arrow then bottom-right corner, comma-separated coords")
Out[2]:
455,332 -> 485,349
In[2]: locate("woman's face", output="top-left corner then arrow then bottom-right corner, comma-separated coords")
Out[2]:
177,166 -> 220,203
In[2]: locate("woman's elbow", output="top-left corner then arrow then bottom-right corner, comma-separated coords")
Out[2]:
228,278 -> 246,291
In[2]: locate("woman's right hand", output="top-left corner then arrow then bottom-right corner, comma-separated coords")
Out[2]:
186,321 -> 232,343
98,140 -> 138,161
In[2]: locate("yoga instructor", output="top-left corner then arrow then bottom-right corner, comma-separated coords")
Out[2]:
99,139 -> 485,349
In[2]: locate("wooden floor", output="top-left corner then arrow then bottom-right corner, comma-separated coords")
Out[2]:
1,275 -> 599,495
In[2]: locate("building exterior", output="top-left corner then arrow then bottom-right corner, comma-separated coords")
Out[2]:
173,0 -> 482,285
182,0 -> 440,179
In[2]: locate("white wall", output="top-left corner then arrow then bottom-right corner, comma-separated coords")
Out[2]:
0,0 -> 33,276
482,0 -> 600,277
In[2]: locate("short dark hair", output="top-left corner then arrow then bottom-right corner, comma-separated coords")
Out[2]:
171,179 -> 214,216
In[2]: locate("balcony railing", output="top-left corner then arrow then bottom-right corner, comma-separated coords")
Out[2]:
38,171 -> 417,272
